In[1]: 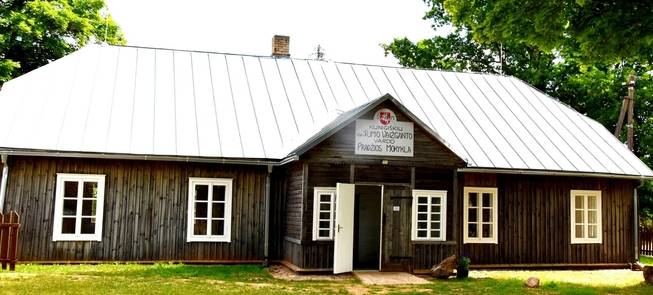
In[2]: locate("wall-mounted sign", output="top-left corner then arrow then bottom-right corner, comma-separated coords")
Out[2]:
355,108 -> 414,157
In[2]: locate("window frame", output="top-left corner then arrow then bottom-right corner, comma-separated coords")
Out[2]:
570,190 -> 602,244
186,177 -> 233,243
312,187 -> 336,241
463,187 -> 498,244
52,173 -> 106,242
411,189 -> 447,242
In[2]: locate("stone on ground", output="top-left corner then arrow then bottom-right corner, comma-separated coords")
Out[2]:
644,266 -> 653,285
430,255 -> 458,279
525,277 -> 540,288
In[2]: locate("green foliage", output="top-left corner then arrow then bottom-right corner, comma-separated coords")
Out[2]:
458,256 -> 471,269
426,0 -> 653,64
0,0 -> 125,83
384,0 -> 653,221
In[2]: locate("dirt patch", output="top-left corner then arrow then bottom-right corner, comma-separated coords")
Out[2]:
268,265 -> 352,281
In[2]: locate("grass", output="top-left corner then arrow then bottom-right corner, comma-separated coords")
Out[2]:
640,255 -> 653,265
0,264 -> 652,294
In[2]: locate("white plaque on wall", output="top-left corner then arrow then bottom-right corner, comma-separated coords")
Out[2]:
354,108 -> 414,157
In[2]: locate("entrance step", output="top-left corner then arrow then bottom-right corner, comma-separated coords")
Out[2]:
353,271 -> 430,285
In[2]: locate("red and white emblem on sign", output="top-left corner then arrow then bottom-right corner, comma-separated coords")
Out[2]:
374,108 -> 395,126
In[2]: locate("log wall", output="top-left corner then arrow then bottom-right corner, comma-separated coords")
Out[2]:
2,156 -> 269,262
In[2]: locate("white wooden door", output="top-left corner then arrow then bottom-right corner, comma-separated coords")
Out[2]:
333,183 -> 355,274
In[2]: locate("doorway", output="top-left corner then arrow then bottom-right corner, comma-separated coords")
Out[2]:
353,185 -> 382,270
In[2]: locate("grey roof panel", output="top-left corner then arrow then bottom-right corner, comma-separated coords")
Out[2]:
0,44 -> 650,177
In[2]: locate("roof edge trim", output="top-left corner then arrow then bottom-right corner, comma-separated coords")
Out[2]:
0,148 -> 283,166
459,167 -> 653,180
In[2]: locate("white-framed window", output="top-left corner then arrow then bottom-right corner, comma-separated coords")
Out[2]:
312,187 -> 336,241
463,187 -> 498,244
187,178 -> 233,242
411,190 -> 447,241
53,174 -> 105,241
570,190 -> 602,244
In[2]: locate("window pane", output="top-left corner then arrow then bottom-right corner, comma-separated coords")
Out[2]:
588,210 -> 597,224
194,220 -> 207,235
588,196 -> 597,210
319,221 -> 330,229
80,218 -> 96,234
588,225 -> 597,238
418,196 -> 428,204
320,204 -> 330,211
431,197 -> 440,205
469,192 -> 478,207
211,220 -> 225,236
195,202 -> 208,218
431,230 -> 440,238
83,182 -> 98,198
575,225 -> 584,238
82,200 -> 97,216
468,208 -> 477,222
213,185 -> 225,201
320,194 -> 331,202
468,223 -> 478,238
482,209 -> 492,222
64,181 -> 78,198
212,203 -> 225,218
431,222 -> 440,230
431,213 -> 440,222
319,230 -> 330,237
431,205 -> 440,213
417,213 -> 427,221
482,224 -> 492,238
195,185 -> 209,201
319,212 -> 330,220
575,195 -> 584,209
417,221 -> 427,229
63,199 -> 77,216
417,230 -> 427,238
482,193 -> 492,207
62,218 -> 76,234
575,210 -> 584,223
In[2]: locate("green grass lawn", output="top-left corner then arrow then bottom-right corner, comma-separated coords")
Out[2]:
0,264 -> 652,294
640,255 -> 653,265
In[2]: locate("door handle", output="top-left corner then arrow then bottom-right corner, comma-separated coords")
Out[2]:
337,224 -> 343,233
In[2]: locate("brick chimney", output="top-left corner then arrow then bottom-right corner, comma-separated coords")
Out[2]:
272,35 -> 290,57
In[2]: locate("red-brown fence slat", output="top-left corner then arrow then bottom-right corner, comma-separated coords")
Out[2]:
0,211 -> 20,271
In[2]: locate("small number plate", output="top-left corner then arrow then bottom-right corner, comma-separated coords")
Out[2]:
392,206 -> 400,212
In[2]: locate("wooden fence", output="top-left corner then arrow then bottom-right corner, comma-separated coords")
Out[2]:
641,229 -> 653,257
0,211 -> 20,271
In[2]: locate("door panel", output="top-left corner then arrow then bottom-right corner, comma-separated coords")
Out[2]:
333,183 -> 355,274
382,185 -> 413,272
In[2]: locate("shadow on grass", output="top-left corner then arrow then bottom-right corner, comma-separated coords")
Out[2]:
19,263 -> 273,282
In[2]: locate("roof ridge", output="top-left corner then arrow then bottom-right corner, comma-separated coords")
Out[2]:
91,43 -> 512,78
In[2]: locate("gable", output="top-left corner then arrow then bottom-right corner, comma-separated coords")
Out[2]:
301,100 -> 465,167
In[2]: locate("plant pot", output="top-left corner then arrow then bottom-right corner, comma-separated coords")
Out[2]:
456,268 -> 469,279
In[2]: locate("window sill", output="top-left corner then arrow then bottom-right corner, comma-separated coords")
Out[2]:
411,240 -> 456,245
53,235 -> 102,242
571,240 -> 602,244
187,236 -> 231,243
463,239 -> 498,244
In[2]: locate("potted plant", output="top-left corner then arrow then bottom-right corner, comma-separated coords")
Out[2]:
457,256 -> 471,279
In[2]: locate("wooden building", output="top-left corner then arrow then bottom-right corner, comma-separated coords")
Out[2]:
0,39 -> 650,273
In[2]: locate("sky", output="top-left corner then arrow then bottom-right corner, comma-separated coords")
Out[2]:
104,0 -> 439,66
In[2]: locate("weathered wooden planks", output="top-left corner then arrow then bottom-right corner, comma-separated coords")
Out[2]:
460,173 -> 637,266
2,156 -> 268,262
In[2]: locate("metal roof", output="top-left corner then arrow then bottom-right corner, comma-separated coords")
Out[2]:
0,44 -> 650,177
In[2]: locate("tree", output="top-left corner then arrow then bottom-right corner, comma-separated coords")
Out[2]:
384,0 -> 653,221
430,0 -> 653,64
0,0 -> 125,83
